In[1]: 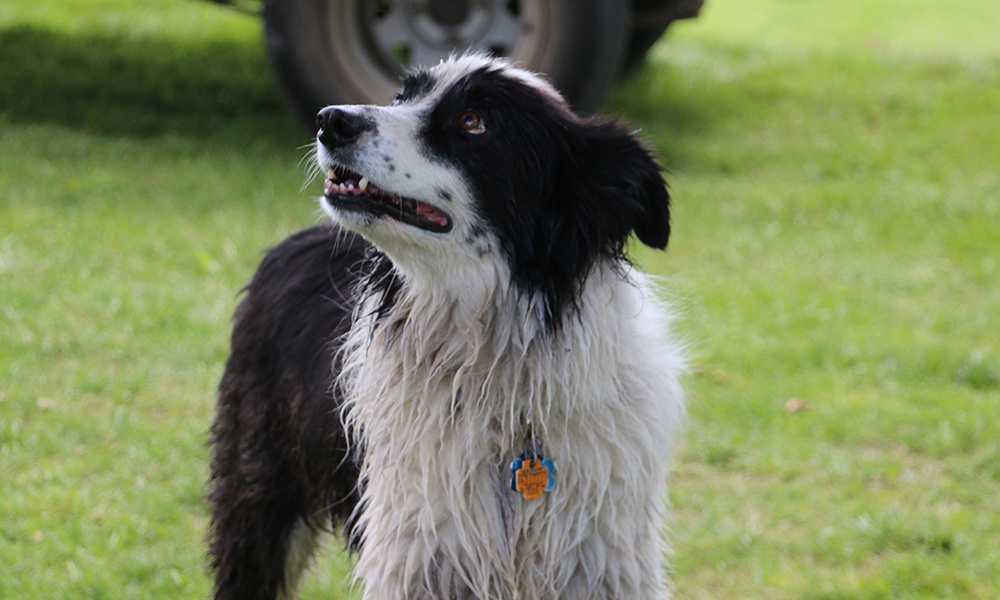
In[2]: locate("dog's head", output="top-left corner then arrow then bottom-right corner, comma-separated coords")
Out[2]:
316,54 -> 670,321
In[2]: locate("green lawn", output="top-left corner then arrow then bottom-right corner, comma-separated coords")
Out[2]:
2,0 -> 998,598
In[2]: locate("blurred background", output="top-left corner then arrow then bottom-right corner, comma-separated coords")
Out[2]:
1,0 -> 998,597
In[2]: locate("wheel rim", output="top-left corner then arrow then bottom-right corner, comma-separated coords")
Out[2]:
365,0 -> 522,67
322,0 -> 555,104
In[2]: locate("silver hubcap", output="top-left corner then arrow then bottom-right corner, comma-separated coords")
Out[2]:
364,0 -> 525,68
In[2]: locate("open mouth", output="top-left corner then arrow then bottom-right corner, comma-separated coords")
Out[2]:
323,167 -> 452,233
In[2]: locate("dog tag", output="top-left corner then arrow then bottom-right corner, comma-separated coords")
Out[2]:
510,456 -> 524,492
513,458 -> 555,501
541,458 -> 556,492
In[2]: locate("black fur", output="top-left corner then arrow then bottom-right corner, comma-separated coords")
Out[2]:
396,69 -> 438,105
207,224 -> 366,599
422,65 -> 671,324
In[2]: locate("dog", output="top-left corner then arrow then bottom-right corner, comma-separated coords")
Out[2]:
207,54 -> 685,599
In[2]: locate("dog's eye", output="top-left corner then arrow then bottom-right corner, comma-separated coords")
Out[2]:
458,111 -> 486,135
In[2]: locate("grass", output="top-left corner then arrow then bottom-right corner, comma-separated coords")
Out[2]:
1,0 -> 998,597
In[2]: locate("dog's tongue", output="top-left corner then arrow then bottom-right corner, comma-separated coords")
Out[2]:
415,203 -> 450,228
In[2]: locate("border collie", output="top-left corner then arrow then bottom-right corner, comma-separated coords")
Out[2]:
208,54 -> 685,599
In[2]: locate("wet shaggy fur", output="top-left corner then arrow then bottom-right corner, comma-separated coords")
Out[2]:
207,226 -> 366,599
207,54 -> 685,599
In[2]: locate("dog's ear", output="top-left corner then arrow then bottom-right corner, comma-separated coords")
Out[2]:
582,121 -> 672,250
481,110 -> 672,324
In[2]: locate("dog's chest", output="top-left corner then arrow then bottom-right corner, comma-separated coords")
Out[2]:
342,279 -> 679,598
353,383 -> 666,599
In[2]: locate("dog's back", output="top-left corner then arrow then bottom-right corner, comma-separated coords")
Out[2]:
207,224 -> 366,599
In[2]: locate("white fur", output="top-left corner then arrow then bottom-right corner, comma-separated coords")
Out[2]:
339,262 -> 684,599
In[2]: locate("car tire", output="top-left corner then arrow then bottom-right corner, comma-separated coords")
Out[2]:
263,0 -> 630,130
625,0 -> 703,71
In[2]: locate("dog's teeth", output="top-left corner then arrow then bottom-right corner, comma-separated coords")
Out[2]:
359,177 -> 369,192
327,170 -> 338,181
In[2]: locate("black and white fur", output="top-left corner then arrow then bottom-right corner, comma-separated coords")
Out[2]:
208,54 -> 685,599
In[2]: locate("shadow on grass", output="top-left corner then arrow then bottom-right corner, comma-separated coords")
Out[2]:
0,24 -> 303,146
608,61 -> 721,172
0,23 -> 720,147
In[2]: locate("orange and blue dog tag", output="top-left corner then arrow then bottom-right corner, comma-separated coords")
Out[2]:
510,456 -> 556,500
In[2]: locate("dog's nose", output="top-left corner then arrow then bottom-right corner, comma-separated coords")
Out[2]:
317,107 -> 372,148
